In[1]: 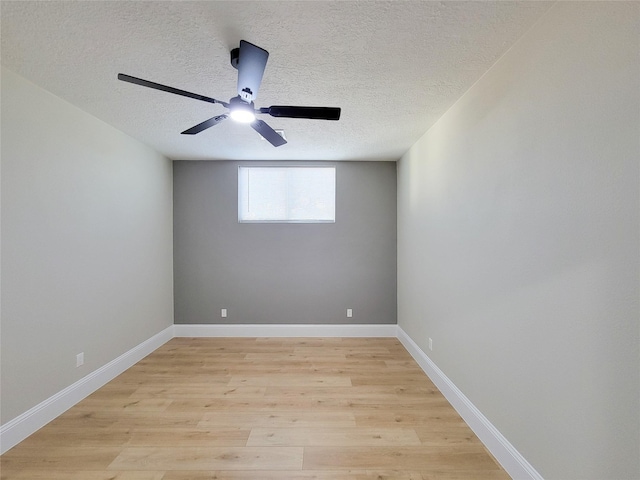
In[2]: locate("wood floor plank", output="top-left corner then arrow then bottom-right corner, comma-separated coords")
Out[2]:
0,446 -> 121,470
349,374 -> 434,387
113,374 -> 231,386
15,429 -> 133,447
161,470 -> 424,480
108,446 -> 304,471
0,472 -> 165,480
227,374 -> 352,387
86,384 -> 140,398
244,353 -> 349,362
126,428 -> 250,447
198,411 -> 357,428
303,446 -> 502,471
129,385 -> 266,399
263,385 -> 405,399
354,409 -> 463,427
247,427 -> 422,446
414,425 -> 485,446
72,398 -> 174,412
165,397 -> 352,412
421,470 -> 510,480
294,346 -> 392,355
46,410 -> 204,430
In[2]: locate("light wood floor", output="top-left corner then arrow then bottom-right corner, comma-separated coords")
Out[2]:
1,337 -> 509,479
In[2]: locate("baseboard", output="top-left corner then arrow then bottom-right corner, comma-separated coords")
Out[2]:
173,323 -> 398,337
0,325 -> 174,454
397,327 -> 543,480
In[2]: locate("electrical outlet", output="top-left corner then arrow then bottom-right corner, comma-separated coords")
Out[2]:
346,308 -> 353,318
221,308 -> 227,318
76,352 -> 84,367
428,338 -> 433,351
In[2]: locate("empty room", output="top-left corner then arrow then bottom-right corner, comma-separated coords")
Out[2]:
1,1 -> 638,479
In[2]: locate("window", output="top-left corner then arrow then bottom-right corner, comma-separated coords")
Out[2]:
238,166 -> 336,223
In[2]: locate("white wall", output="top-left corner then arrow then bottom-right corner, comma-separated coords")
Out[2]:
1,69 -> 174,424
397,3 -> 639,479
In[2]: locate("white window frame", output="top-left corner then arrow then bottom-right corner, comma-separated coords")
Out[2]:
238,165 -> 336,224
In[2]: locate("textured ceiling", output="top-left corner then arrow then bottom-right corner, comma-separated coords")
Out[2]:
1,1 -> 552,161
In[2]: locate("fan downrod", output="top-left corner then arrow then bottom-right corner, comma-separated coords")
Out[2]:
230,48 -> 240,70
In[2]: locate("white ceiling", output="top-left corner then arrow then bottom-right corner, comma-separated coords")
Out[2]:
1,1 -> 552,161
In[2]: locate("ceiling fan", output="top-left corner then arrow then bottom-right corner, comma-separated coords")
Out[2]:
118,40 -> 341,147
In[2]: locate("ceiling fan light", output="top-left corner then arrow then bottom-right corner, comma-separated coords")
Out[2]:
230,105 -> 256,123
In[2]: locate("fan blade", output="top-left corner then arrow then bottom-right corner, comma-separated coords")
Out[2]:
237,40 -> 269,102
250,119 -> 287,147
259,105 -> 341,121
181,114 -> 229,135
118,74 -> 229,107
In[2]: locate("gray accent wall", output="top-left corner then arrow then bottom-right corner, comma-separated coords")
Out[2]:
397,3 -> 639,479
1,69 -> 174,424
174,161 -> 396,325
